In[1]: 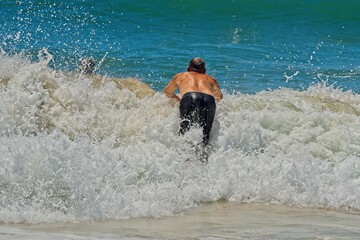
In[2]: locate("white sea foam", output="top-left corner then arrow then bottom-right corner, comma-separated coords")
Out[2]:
0,52 -> 359,223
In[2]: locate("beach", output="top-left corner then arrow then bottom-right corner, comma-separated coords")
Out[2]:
1,203 -> 360,239
1,0 -> 360,239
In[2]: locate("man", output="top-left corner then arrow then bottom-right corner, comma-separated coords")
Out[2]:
164,58 -> 223,145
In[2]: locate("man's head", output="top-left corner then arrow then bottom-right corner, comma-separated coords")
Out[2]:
187,57 -> 206,74
80,58 -> 95,75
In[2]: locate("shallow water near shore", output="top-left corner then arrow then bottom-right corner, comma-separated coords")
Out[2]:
2,203 -> 360,240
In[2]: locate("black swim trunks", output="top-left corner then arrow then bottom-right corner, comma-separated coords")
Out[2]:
179,92 -> 216,145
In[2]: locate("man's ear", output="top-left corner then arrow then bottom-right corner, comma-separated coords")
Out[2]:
187,67 -> 190,72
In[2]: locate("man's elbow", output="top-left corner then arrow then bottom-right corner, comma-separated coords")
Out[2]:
216,93 -> 223,101
164,89 -> 171,98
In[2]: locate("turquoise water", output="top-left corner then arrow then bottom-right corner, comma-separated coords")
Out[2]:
2,0 -> 360,93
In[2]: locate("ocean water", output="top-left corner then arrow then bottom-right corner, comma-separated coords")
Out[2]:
2,0 -> 360,93
1,0 -> 360,239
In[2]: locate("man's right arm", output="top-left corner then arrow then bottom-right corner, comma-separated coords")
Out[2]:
212,78 -> 223,101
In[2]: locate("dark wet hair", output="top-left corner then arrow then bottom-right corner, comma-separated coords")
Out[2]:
80,58 -> 95,74
188,57 -> 206,74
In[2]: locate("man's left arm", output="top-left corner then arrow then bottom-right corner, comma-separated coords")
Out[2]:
164,76 -> 181,102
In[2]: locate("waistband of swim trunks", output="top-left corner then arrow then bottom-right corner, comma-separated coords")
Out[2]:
181,91 -> 215,99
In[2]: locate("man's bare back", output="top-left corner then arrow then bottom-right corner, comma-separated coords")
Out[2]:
164,71 -> 223,101
164,57 -> 223,102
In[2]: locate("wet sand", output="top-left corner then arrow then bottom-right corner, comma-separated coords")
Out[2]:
1,203 -> 359,239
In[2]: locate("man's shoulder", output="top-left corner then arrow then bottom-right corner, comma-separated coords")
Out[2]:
173,72 -> 191,81
203,74 -> 217,82
174,72 -> 189,77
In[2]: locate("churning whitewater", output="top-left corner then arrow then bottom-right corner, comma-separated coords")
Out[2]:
0,51 -> 359,223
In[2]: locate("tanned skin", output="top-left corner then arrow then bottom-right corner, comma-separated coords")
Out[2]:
164,61 -> 223,102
